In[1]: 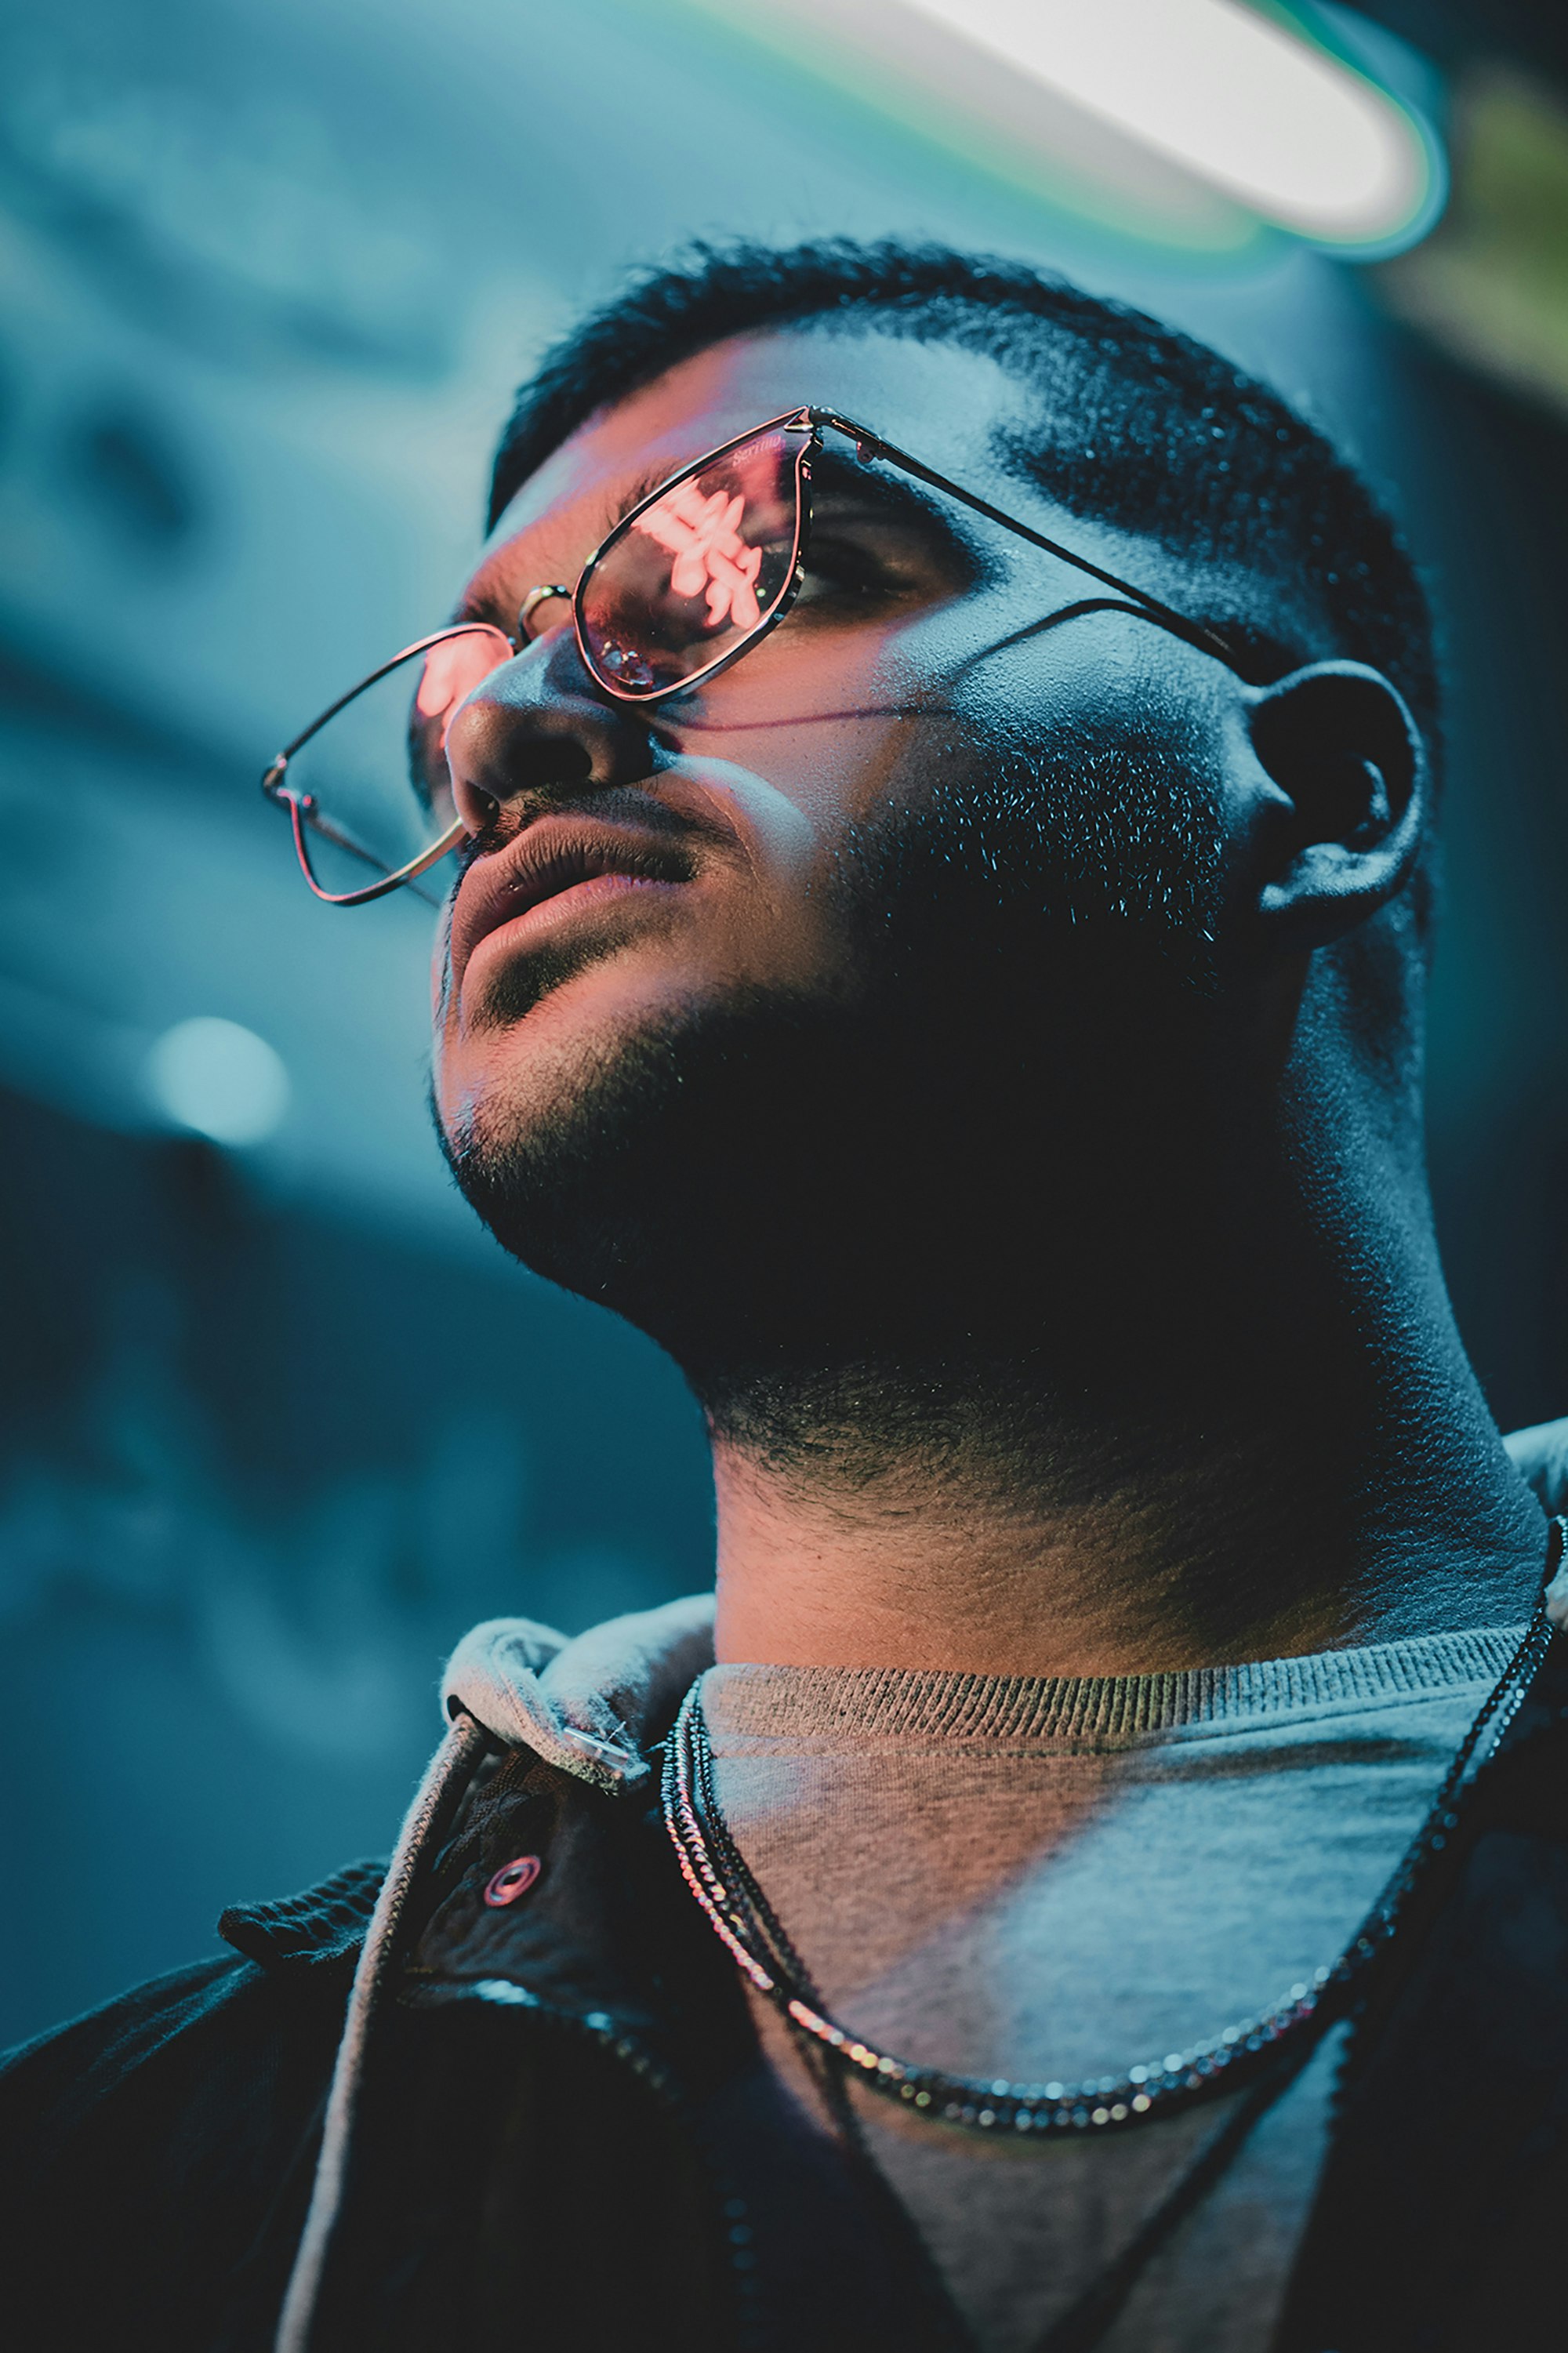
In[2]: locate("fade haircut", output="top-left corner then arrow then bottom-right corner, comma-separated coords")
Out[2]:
491,238 -> 1436,735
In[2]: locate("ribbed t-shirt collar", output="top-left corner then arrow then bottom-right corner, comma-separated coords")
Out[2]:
702,1621 -> 1526,1743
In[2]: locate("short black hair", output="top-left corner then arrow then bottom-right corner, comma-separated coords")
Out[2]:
488,238 -> 1436,757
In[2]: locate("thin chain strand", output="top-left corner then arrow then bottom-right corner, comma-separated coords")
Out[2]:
662,1543 -> 1559,2142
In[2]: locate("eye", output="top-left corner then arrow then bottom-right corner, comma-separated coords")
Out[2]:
794,533 -> 891,602
789,490 -> 981,623
793,516 -> 949,617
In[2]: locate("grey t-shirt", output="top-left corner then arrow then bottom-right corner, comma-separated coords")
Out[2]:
700,1622 -> 1522,2353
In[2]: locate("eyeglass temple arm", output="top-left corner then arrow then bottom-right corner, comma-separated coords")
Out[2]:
807,409 -> 1236,669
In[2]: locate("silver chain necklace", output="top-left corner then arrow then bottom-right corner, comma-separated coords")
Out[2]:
662,1546 -> 1559,2143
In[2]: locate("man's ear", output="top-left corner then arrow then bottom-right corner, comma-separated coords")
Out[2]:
1244,661 -> 1428,949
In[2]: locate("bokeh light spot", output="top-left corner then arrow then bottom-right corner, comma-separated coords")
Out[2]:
146,1017 -> 290,1146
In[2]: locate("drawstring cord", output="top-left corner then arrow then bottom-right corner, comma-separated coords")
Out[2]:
272,1711 -> 490,2353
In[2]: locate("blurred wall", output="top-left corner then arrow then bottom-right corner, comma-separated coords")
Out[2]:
2,0 -> 1566,2048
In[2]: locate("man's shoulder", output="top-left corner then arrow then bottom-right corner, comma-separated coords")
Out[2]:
0,1856 -> 384,2162
0,1950 -> 249,2101
0,1860 -> 390,2349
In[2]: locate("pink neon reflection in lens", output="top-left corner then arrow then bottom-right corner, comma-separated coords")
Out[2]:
579,428 -> 803,698
416,625 -> 513,744
631,482 -> 764,630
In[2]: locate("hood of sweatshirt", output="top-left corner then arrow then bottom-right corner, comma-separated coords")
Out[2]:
441,1591 -> 716,1792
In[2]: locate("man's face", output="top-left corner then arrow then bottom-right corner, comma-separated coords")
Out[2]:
431,323 -> 1242,1348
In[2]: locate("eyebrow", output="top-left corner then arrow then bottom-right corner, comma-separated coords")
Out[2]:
604,463 -> 691,532
459,461 -> 679,612
457,430 -> 982,635
807,444 -> 974,546
599,447 -> 960,546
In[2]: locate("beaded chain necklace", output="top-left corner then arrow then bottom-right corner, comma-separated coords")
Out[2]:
662,1545 -> 1560,2144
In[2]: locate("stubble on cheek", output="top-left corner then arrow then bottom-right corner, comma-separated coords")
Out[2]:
433,785 -> 855,1101
436,1000 -> 619,1169
424,701 -> 952,1186
430,891 -> 845,1177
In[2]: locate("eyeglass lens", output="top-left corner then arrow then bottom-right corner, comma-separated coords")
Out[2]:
576,427 -> 808,699
276,429 -> 809,902
282,624 -> 512,899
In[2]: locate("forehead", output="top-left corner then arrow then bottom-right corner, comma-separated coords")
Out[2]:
483,323 -> 1036,552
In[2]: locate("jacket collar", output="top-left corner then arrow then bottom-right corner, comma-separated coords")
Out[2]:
215,1592 -> 719,1977
218,1857 -> 386,1974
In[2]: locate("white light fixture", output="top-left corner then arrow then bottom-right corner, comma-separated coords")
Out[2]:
146,1016 -> 290,1148
899,0 -> 1435,245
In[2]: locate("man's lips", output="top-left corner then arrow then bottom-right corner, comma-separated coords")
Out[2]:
450,815 -> 699,985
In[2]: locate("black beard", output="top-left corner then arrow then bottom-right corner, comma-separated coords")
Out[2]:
437,733 -> 1229,1429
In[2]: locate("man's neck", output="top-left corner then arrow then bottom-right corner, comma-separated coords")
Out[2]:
648,971 -> 1550,1676
707,1315 -> 1548,1679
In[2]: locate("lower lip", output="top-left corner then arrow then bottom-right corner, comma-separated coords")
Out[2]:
466,870 -> 684,969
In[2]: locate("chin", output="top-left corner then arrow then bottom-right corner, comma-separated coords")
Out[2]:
435,978 -> 876,1352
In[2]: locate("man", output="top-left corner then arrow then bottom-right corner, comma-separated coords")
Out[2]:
5,240 -> 1568,2352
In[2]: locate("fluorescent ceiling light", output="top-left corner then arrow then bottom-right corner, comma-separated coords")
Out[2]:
899,0 -> 1432,243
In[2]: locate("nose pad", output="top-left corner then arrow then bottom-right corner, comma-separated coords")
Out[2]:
444,640 -> 659,835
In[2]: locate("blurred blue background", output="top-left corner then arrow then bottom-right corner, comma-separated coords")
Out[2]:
4,0 -> 1568,2048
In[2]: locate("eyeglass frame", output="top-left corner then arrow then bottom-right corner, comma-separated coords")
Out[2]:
262,402 -> 1245,907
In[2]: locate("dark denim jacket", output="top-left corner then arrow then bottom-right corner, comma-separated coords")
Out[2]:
5,1639 -> 1568,2353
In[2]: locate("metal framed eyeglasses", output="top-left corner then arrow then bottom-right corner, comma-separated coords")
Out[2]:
261,404 -> 1243,906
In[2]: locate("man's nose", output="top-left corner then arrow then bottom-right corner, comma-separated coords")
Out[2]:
444,635 -> 659,834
